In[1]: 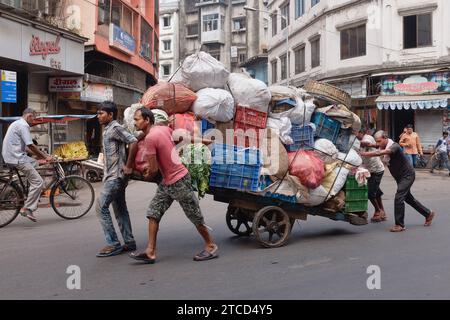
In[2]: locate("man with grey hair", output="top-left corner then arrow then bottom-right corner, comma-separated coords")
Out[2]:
360,130 -> 435,232
2,108 -> 52,222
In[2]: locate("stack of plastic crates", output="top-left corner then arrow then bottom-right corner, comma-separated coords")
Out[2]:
209,143 -> 261,192
311,112 -> 340,144
344,176 -> 368,213
233,105 -> 267,148
285,124 -> 315,152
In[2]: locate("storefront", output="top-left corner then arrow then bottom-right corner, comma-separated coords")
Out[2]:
376,70 -> 450,151
0,10 -> 86,153
329,76 -> 383,132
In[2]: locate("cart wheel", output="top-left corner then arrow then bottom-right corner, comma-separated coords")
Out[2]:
252,206 -> 292,248
86,170 -> 99,183
226,206 -> 253,236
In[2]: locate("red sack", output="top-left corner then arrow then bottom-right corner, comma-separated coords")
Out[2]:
288,151 -> 325,189
141,83 -> 197,115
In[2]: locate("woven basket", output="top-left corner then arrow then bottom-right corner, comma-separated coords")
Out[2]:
304,80 -> 352,108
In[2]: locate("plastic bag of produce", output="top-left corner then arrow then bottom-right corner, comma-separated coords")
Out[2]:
140,82 -> 197,115
266,117 -> 293,145
180,143 -> 211,198
180,51 -> 229,92
192,88 -> 235,122
288,150 -> 325,189
228,73 -> 270,112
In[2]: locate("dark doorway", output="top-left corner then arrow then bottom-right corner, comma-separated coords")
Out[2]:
390,109 -> 414,142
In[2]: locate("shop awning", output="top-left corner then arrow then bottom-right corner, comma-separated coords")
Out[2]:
0,115 -> 96,125
376,94 -> 450,110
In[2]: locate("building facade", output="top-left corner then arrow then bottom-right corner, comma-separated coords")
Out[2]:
178,0 -> 269,83
59,0 -> 159,155
0,0 -> 86,153
267,0 -> 450,150
159,0 -> 180,81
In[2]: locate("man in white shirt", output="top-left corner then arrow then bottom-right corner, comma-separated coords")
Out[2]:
1,108 -> 52,222
356,129 -> 387,223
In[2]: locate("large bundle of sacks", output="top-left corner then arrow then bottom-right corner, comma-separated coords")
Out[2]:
124,52 -> 367,216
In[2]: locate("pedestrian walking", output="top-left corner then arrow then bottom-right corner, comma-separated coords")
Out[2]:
430,131 -> 450,176
1,108 -> 52,222
95,101 -> 138,257
399,124 -> 423,168
360,131 -> 435,232
128,107 -> 218,264
356,129 -> 387,223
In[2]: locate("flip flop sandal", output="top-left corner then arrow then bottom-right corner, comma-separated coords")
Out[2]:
390,225 -> 406,232
129,252 -> 155,264
193,248 -> 219,262
96,246 -> 123,257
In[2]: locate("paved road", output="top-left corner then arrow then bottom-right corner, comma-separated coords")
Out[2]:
0,170 -> 449,300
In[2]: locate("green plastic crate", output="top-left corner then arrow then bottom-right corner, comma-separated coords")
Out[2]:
345,189 -> 368,201
345,200 -> 368,213
345,176 -> 368,213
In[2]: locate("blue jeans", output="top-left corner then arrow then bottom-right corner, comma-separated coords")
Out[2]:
96,178 -> 135,248
405,154 -> 418,168
432,152 -> 450,172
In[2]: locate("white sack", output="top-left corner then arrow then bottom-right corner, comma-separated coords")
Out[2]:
228,73 -> 270,112
180,51 -> 229,92
267,117 -> 293,145
314,139 -> 339,157
192,88 -> 235,122
337,149 -> 363,167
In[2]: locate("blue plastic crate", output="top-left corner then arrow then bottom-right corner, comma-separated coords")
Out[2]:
211,143 -> 260,166
259,176 -> 297,203
201,119 -> 215,135
285,124 -> 315,152
335,128 -> 353,152
209,144 -> 261,192
311,112 -> 340,144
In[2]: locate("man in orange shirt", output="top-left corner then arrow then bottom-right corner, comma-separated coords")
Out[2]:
399,124 -> 423,168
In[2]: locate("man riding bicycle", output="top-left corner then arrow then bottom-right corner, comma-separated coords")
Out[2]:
1,108 -> 52,222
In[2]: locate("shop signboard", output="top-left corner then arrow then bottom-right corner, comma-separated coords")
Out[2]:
49,77 -> 83,92
1,70 -> 17,103
80,83 -> 113,103
381,72 -> 450,95
109,23 -> 136,55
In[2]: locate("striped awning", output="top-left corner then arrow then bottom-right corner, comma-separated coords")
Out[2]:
376,94 -> 450,110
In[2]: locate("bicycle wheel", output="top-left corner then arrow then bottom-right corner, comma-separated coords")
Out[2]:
0,179 -> 23,228
50,175 -> 95,219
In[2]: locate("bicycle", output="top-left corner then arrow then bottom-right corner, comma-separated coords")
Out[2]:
0,161 -> 95,227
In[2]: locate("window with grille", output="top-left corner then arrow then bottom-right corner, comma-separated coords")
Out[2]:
203,14 -> 219,31
140,18 -> 153,61
294,46 -> 305,74
163,40 -> 171,52
340,24 -> 366,60
187,23 -> 199,36
280,3 -> 290,30
271,60 -> 277,83
403,13 -> 432,49
311,38 -> 320,68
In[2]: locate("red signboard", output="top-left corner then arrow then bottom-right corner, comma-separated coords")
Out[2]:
29,34 -> 61,60
393,81 -> 439,95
